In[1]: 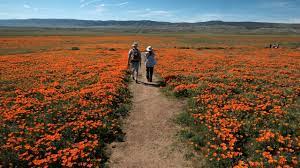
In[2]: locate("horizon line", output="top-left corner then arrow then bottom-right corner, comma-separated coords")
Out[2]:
0,18 -> 299,24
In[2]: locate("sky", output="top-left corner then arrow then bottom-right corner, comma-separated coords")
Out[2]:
0,0 -> 299,23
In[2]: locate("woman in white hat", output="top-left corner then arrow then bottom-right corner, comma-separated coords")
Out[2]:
145,46 -> 157,82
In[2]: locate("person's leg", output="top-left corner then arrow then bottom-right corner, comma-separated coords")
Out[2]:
146,67 -> 150,81
130,63 -> 135,79
150,67 -> 154,82
134,62 -> 139,83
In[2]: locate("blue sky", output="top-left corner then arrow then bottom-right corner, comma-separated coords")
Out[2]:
0,0 -> 299,23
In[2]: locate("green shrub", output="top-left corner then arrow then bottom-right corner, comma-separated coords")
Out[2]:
71,47 -> 80,50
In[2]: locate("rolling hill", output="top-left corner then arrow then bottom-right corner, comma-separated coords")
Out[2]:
0,19 -> 299,34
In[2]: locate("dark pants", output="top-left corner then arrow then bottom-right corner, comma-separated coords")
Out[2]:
146,67 -> 154,82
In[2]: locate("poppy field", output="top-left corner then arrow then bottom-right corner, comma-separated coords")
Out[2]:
156,46 -> 300,167
0,37 -> 134,167
0,34 -> 299,168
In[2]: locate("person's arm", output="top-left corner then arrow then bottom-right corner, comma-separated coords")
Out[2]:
138,50 -> 142,66
144,52 -> 149,64
128,49 -> 132,66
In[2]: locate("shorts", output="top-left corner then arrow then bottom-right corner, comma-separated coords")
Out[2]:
131,61 -> 140,72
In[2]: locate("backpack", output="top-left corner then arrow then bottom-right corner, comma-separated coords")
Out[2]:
130,49 -> 140,61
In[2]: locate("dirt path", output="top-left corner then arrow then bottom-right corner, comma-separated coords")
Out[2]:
108,54 -> 191,168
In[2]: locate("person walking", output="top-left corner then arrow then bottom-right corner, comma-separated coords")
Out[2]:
128,42 -> 142,83
145,46 -> 157,82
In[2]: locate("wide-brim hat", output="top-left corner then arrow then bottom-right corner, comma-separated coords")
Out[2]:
132,42 -> 139,47
146,46 -> 153,51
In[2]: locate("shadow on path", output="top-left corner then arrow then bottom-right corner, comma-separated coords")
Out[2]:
137,80 -> 165,87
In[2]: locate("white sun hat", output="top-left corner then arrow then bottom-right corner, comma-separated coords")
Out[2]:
132,42 -> 139,47
146,46 -> 153,52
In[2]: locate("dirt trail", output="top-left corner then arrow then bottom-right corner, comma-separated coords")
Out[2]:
109,54 -> 191,168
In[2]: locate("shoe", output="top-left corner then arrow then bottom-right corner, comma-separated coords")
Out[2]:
135,79 -> 138,83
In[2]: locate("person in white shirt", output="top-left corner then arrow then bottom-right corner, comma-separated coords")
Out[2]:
144,46 -> 157,82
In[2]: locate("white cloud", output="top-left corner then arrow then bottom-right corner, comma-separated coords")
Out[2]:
286,18 -> 300,23
23,4 -> 42,12
95,4 -> 106,12
118,2 -> 129,6
23,4 -> 31,9
81,0 -> 129,8
82,1 -> 129,14
23,4 -> 40,12
80,0 -> 103,8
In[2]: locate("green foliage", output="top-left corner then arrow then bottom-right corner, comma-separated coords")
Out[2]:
71,46 -> 80,50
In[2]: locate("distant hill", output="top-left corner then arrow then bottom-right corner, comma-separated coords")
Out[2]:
0,19 -> 171,27
0,19 -> 299,34
0,19 -> 299,28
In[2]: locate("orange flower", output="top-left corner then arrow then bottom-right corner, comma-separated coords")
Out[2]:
278,156 -> 287,165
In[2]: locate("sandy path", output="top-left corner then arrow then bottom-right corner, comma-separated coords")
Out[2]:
108,54 -> 191,168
